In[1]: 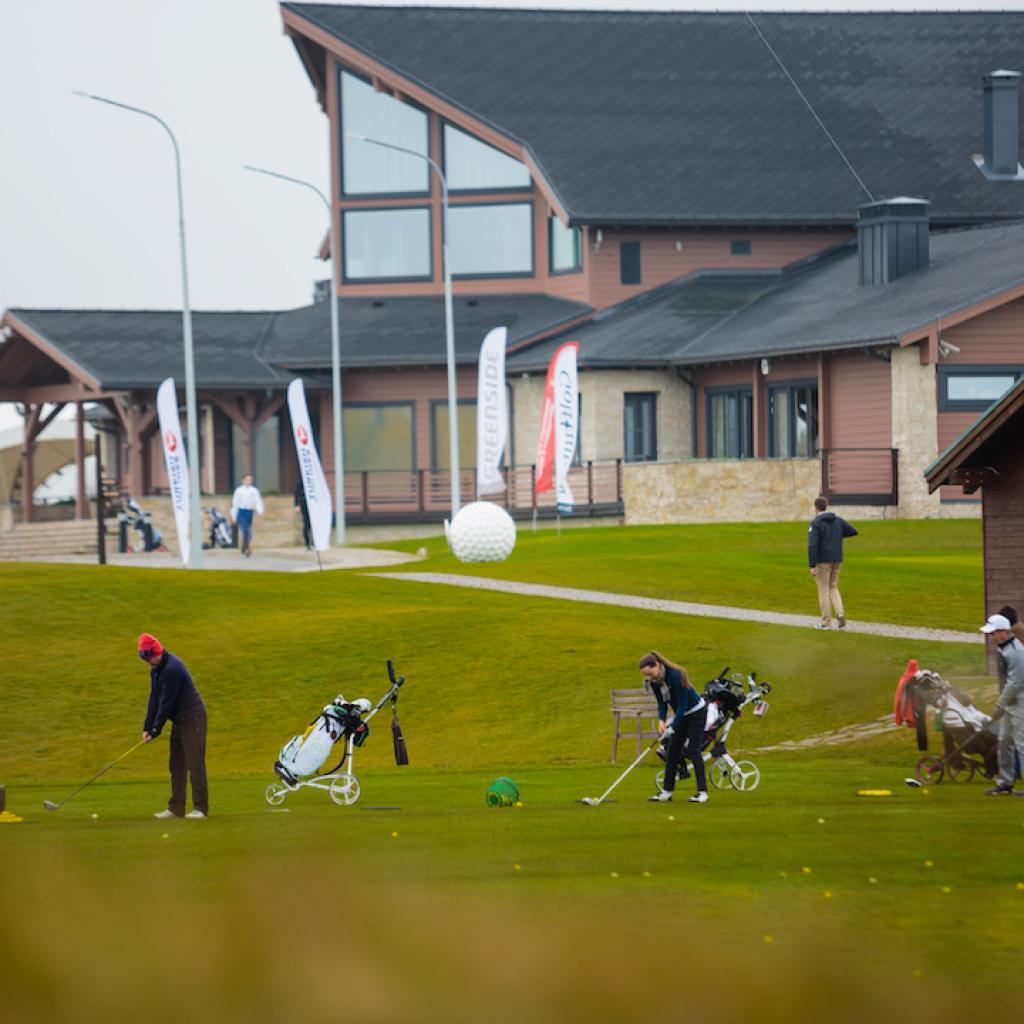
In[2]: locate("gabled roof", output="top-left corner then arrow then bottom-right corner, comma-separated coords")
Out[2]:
509,220 -> 1024,371
284,5 -> 1024,225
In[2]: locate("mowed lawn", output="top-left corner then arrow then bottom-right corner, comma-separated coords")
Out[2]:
0,523 -> 1017,1020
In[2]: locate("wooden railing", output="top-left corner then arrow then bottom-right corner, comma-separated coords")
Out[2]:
820,448 -> 899,506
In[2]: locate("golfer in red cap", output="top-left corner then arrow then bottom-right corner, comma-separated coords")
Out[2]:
139,633 -> 208,819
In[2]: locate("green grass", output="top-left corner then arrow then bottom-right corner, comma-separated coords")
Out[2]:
379,519 -> 985,631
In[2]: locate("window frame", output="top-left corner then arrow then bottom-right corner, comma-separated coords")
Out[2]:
767,378 -> 819,458
623,392 -> 658,463
705,385 -> 753,460
937,364 -> 1023,412
342,400 -> 417,472
447,200 -> 535,280
549,216 -> 583,275
440,120 -> 532,196
341,205 -> 434,284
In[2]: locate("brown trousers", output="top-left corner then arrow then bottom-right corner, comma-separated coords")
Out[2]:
168,710 -> 208,816
814,562 -> 844,625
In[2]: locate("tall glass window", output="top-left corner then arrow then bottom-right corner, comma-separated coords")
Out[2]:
769,382 -> 818,458
343,404 -> 414,471
230,417 -> 280,492
343,208 -> 431,281
340,71 -> 428,195
431,401 -> 477,470
443,124 -> 530,192
550,216 -> 582,273
706,388 -> 753,459
623,393 -> 657,462
449,203 -> 533,277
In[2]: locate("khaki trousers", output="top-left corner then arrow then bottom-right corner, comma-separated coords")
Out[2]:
814,562 -> 844,625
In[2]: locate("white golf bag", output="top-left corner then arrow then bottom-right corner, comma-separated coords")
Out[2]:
275,696 -> 371,786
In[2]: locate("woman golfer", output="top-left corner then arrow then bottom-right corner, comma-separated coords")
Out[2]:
639,651 -> 708,803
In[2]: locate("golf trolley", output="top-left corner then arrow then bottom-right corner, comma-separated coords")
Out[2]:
265,661 -> 407,808
654,669 -> 771,793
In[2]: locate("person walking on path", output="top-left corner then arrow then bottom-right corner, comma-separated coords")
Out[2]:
138,633 -> 209,819
808,495 -> 858,630
294,479 -> 312,549
231,473 -> 264,556
639,651 -> 708,804
980,612 -> 1024,796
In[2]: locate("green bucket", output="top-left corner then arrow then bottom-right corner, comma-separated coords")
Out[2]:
486,777 -> 520,807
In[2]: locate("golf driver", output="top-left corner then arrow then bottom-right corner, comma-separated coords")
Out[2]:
580,731 -> 669,807
43,738 -> 146,811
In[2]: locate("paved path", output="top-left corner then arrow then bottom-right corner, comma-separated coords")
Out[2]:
369,572 -> 982,646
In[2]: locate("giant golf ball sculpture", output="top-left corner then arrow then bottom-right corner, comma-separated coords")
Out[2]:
446,501 -> 516,563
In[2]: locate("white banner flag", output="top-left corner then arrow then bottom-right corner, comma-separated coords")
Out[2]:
476,326 -> 508,496
156,377 -> 191,566
553,342 -> 580,512
287,379 -> 332,551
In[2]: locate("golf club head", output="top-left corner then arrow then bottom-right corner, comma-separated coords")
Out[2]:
580,797 -> 599,806
904,777 -> 923,788
43,800 -> 60,811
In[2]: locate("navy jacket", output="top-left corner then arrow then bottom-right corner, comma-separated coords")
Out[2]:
144,651 -> 205,737
808,512 -> 858,567
648,666 -> 704,725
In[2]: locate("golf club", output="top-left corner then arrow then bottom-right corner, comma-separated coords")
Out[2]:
43,738 -> 146,811
580,732 -> 668,807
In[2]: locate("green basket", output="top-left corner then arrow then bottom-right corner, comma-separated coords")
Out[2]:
486,777 -> 520,807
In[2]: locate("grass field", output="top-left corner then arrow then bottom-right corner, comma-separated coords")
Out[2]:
1,521 -> 1020,1021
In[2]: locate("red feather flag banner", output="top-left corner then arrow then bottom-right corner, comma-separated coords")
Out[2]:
534,341 -> 579,495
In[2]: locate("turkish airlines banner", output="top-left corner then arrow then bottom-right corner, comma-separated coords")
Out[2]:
553,342 -> 580,511
535,341 -> 579,494
156,377 -> 190,566
287,379 -> 332,551
476,326 -> 507,496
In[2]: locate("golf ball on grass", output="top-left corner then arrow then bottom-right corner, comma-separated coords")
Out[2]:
445,502 -> 516,563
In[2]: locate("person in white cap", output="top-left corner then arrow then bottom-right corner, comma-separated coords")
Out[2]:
979,613 -> 1024,796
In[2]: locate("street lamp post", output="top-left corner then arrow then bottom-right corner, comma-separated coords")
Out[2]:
74,91 -> 203,569
346,133 -> 461,516
243,165 -> 346,546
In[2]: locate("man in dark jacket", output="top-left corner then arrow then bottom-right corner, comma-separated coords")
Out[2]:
139,633 -> 208,819
808,496 -> 858,630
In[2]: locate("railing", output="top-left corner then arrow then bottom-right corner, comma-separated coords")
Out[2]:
820,448 -> 899,506
340,460 -> 624,523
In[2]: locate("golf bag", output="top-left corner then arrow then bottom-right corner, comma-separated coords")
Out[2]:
203,506 -> 235,549
275,697 -> 372,786
122,497 -> 166,552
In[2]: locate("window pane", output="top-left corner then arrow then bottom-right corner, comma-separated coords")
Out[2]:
341,72 -> 428,195
344,208 -> 431,280
620,241 -> 641,285
230,418 -> 279,492
795,387 -> 818,458
449,204 -> 532,276
550,216 -> 582,272
624,393 -> 656,462
343,405 -> 413,471
709,390 -> 751,458
710,394 -> 730,458
740,393 -> 753,458
432,402 -> 477,470
946,375 -> 1016,403
444,124 -> 530,191
770,389 -> 790,457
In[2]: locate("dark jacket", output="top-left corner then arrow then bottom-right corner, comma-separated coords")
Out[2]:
647,666 -> 705,725
144,651 -> 205,737
808,512 -> 858,567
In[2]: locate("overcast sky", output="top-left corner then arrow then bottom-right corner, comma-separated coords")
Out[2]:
2,0 -> 1023,431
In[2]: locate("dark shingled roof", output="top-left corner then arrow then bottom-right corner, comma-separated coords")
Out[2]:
285,4 -> 1024,225
5,294 -> 590,389
509,220 -> 1024,370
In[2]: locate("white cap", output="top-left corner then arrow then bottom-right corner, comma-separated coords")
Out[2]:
980,614 -> 1012,634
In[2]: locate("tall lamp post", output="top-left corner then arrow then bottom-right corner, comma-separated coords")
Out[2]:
347,133 -> 461,516
73,91 -> 203,569
243,165 -> 346,545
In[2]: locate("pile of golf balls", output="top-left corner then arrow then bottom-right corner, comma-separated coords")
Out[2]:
447,501 -> 516,562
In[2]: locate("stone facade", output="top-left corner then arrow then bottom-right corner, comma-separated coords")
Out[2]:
890,346 -> 943,519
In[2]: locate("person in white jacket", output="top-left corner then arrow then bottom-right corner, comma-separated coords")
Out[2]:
230,474 -> 264,556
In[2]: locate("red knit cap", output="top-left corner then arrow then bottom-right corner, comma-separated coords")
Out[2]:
138,633 -> 163,658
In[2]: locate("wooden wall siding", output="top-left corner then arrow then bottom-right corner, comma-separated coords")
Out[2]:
982,456 -> 1024,618
585,230 -> 849,311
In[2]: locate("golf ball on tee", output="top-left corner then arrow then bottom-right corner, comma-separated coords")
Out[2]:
446,501 -> 516,563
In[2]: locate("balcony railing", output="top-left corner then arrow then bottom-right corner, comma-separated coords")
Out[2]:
820,448 -> 899,506
340,459 -> 624,523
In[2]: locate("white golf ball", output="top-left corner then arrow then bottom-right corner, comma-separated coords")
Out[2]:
447,502 -> 516,563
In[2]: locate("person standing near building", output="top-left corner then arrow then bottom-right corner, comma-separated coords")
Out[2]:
231,473 -> 264,556
808,496 -> 858,630
139,633 -> 208,819
981,612 -> 1024,796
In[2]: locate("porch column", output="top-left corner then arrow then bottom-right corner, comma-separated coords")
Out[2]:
21,404 -> 41,523
74,401 -> 89,519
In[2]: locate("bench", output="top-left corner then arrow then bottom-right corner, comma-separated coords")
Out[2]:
610,688 -> 660,762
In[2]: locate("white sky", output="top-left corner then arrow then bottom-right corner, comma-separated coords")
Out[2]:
1,0 -> 1022,432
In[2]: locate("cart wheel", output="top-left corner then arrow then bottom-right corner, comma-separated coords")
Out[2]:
329,774 -> 361,806
265,781 -> 289,806
710,761 -> 732,790
915,755 -> 944,784
946,758 -> 976,784
730,760 -> 761,792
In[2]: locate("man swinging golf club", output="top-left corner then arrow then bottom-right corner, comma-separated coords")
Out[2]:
639,651 -> 708,803
138,633 -> 209,819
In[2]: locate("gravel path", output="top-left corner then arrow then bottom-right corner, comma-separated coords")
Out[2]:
369,572 -> 982,646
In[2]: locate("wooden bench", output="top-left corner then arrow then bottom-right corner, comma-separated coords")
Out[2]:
610,688 -> 660,762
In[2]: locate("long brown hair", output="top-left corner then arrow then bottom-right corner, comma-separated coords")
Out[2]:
638,650 -> 690,687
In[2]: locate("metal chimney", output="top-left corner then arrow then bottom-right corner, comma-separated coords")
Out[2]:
980,70 -> 1023,179
857,197 -> 929,287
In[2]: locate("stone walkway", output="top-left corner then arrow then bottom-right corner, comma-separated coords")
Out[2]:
369,571 -> 983,646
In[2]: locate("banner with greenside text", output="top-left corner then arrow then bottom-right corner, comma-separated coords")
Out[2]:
476,326 -> 508,496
